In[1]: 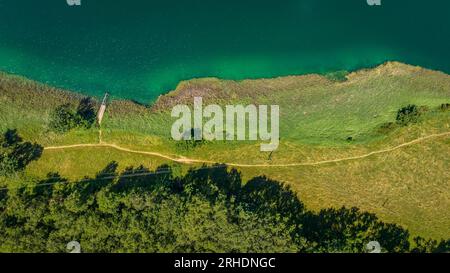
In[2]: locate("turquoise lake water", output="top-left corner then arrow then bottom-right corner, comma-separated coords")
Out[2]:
0,0 -> 449,102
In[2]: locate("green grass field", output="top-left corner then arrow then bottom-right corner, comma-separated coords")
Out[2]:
1,61 -> 449,239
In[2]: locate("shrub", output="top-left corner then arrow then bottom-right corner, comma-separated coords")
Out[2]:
49,98 -> 97,133
440,103 -> 450,111
396,105 -> 421,126
49,104 -> 78,133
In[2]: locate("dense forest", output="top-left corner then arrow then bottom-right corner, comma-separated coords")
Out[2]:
0,130 -> 449,253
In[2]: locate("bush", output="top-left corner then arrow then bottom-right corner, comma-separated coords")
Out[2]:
49,98 -> 97,133
396,105 -> 421,126
49,104 -> 78,133
440,103 -> 450,111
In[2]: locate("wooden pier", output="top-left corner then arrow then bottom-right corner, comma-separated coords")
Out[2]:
97,92 -> 109,126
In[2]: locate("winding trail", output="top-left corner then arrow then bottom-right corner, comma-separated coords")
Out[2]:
44,132 -> 450,168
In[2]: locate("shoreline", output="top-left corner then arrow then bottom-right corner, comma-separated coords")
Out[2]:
0,60 -> 432,104
0,60 -> 442,108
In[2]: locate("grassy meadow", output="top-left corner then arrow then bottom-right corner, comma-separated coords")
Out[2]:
0,62 -> 449,239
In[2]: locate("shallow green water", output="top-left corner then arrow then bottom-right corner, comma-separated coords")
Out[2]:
0,0 -> 449,102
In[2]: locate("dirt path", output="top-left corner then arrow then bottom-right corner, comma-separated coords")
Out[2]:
44,132 -> 450,168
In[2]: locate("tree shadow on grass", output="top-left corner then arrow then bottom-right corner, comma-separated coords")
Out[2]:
1,129 -> 43,175
16,161 -> 438,253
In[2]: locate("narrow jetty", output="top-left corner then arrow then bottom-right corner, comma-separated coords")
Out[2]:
97,92 -> 109,126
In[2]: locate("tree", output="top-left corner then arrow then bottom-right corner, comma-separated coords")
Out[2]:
0,163 -> 447,253
49,104 -> 77,133
75,97 -> 96,129
301,207 -> 410,253
411,237 -> 450,253
49,98 -> 97,134
0,129 -> 43,176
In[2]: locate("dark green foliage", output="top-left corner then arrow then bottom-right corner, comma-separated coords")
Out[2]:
2,129 -> 22,147
301,207 -> 410,253
49,98 -> 97,133
411,237 -> 450,253
48,104 -> 77,133
396,104 -> 424,126
436,239 -> 450,253
76,97 -> 97,129
240,176 -> 305,221
0,164 -> 299,253
0,155 -> 17,176
440,103 -> 450,111
0,129 -> 43,176
1,162 -> 444,253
